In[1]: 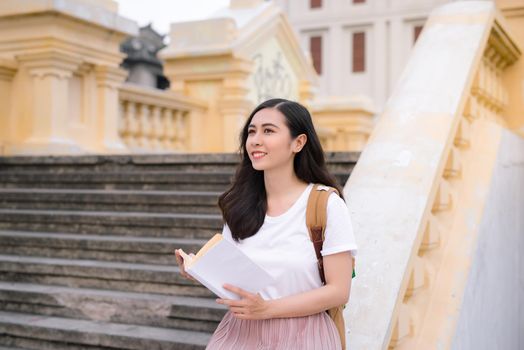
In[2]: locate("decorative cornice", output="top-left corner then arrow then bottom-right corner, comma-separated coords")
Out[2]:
160,1 -> 317,85
95,65 -> 128,89
0,59 -> 17,81
486,18 -> 521,69
0,0 -> 138,37
119,83 -> 208,111
16,50 -> 82,79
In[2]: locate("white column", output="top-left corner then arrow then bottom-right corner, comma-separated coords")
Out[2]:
219,99 -> 253,152
330,24 -> 343,95
95,65 -> 128,153
219,71 -> 253,152
389,17 -> 405,95
10,51 -> 83,155
318,30 -> 329,97
373,19 -> 388,112
0,63 -> 16,153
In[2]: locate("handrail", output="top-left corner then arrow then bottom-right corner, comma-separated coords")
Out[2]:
118,83 -> 207,153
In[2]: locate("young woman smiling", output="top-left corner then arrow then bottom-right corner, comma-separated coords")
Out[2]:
175,98 -> 358,349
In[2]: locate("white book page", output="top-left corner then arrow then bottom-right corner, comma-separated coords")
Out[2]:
185,238 -> 275,300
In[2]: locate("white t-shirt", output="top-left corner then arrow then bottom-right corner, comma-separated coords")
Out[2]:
222,183 -> 358,300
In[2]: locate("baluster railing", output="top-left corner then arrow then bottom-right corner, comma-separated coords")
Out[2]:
346,3 -> 521,349
118,83 -> 206,153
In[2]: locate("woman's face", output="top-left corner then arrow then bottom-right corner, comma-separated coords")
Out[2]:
246,107 -> 305,172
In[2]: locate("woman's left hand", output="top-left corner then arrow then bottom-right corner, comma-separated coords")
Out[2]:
216,284 -> 272,320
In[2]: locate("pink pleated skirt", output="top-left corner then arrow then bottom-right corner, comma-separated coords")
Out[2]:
206,311 -> 342,350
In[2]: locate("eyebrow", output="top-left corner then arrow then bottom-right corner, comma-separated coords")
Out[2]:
248,123 -> 280,129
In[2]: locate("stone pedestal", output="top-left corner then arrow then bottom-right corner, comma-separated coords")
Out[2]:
0,0 -> 137,155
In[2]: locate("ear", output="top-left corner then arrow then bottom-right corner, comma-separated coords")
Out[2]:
293,134 -> 307,153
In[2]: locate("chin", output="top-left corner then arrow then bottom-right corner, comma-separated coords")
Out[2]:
249,159 -> 267,171
251,163 -> 265,171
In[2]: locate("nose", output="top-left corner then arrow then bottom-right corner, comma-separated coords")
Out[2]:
250,131 -> 262,146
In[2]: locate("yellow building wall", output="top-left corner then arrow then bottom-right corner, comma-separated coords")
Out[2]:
0,0 -> 136,155
0,0 -> 378,155
246,36 -> 300,105
497,0 -> 524,136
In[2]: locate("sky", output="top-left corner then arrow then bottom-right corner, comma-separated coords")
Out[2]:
115,0 -> 230,36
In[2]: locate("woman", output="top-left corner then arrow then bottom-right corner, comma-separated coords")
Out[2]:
175,98 -> 358,349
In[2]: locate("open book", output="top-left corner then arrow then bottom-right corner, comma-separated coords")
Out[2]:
178,234 -> 275,300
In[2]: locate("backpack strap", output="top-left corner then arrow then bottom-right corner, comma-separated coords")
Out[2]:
306,184 -> 339,284
306,184 -> 356,284
306,184 -> 352,350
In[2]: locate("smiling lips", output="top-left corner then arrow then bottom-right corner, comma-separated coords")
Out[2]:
252,152 -> 267,160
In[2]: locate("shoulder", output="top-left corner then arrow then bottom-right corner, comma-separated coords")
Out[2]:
309,184 -> 346,210
309,184 -> 348,215
326,191 -> 347,214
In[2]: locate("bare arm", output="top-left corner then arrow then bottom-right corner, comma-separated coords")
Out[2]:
267,251 -> 352,318
218,251 -> 353,320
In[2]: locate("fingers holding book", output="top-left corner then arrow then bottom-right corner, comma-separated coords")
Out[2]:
216,284 -> 271,320
174,249 -> 197,282
173,234 -> 274,303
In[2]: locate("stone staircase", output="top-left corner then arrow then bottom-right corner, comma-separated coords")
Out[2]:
0,152 -> 358,349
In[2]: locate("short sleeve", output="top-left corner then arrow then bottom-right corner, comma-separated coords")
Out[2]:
221,223 -> 233,241
321,193 -> 358,257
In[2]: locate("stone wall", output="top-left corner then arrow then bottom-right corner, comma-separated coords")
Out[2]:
451,128 -> 524,350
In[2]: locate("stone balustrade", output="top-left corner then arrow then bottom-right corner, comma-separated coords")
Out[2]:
345,2 -> 522,349
119,84 -> 207,153
0,0 -> 137,156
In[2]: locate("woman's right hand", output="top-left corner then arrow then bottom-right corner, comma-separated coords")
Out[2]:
174,249 -> 197,282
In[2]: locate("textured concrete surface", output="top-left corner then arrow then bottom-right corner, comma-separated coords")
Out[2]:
0,152 -> 358,348
344,2 -> 496,348
451,129 -> 524,350
0,310 -> 211,348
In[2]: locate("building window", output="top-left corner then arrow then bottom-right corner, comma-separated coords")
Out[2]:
353,0 -> 366,4
310,36 -> 322,74
310,0 -> 322,9
352,32 -> 365,73
414,25 -> 423,43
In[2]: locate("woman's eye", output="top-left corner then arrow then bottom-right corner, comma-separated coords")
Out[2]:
247,129 -> 273,135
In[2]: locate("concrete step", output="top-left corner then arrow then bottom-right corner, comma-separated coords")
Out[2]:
0,231 -> 207,265
0,152 -> 357,190
0,151 -> 359,348
0,152 -> 357,173
0,310 -> 211,349
0,209 -> 222,238
0,282 -> 226,333
0,189 -> 222,214
0,170 -> 351,191
0,172 -> 233,191
0,255 -> 213,298
0,153 -> 241,173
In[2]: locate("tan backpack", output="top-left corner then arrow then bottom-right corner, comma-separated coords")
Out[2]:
306,184 -> 356,350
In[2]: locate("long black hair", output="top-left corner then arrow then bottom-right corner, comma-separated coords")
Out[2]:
218,98 -> 343,241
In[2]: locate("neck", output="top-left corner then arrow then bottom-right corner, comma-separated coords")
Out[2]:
263,162 -> 307,200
